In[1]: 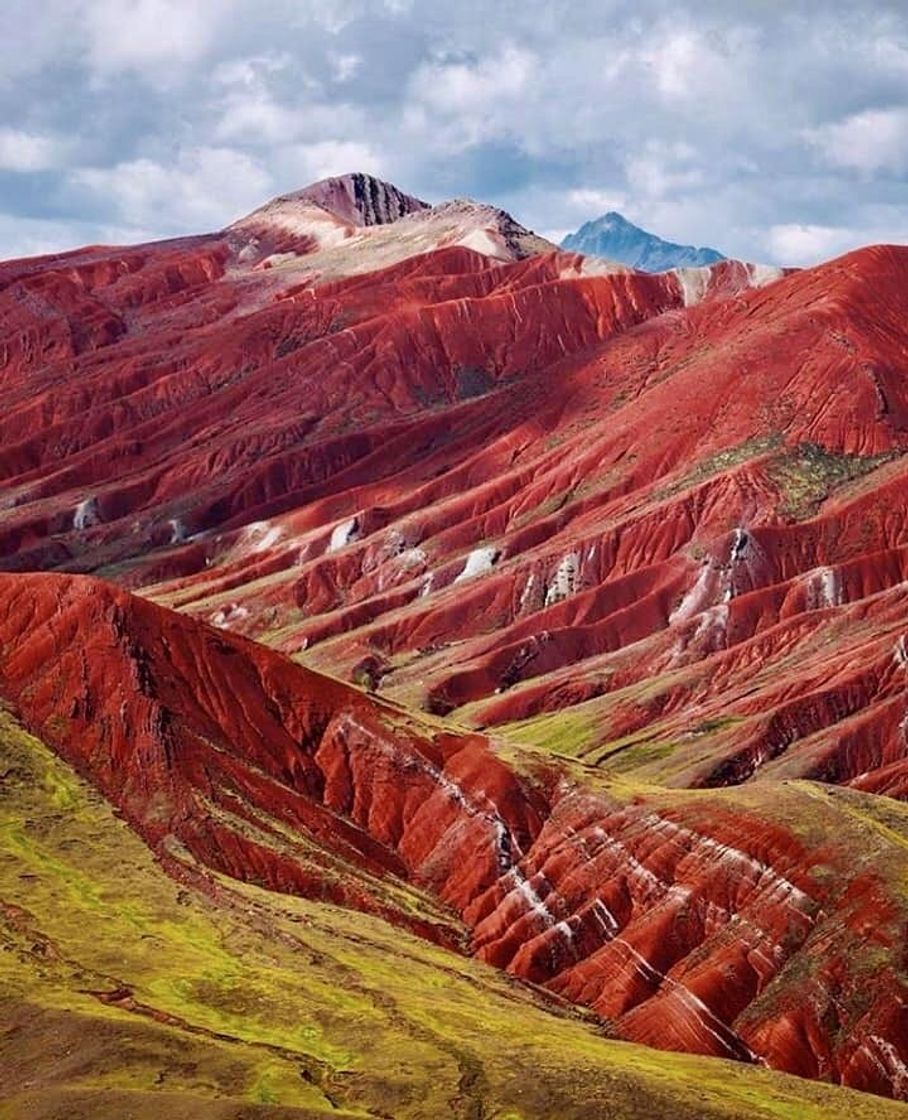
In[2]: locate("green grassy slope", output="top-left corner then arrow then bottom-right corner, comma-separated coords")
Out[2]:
2,709 -> 906,1120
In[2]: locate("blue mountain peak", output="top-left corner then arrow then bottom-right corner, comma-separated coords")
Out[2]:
561,211 -> 725,272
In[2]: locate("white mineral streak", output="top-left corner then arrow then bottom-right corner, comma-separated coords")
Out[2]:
864,1035 -> 908,1094
519,572 -> 537,611
335,711 -> 519,870
747,262 -> 784,288
674,266 -> 711,307
168,518 -> 187,544
591,897 -> 620,935
505,867 -> 555,926
544,552 -> 580,605
806,566 -> 842,609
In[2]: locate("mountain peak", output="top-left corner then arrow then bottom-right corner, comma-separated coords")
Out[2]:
277,172 -> 430,227
562,210 -> 725,272
249,172 -> 429,229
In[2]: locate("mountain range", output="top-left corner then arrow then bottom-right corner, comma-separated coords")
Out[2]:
1,172 -> 908,1118
561,210 -> 726,270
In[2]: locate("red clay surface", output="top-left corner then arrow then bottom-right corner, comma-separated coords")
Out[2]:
3,176 -> 908,1098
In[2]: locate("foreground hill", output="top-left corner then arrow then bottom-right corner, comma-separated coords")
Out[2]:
561,210 -> 726,270
5,701 -> 904,1120
2,173 -> 908,1108
1,570 -> 908,1103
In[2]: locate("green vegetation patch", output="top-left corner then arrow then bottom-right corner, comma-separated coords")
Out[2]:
655,435 -> 781,501
500,702 -> 603,758
767,442 -> 896,520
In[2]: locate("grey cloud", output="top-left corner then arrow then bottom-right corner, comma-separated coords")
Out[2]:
0,0 -> 905,264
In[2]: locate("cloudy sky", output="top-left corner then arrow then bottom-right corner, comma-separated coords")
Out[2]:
2,0 -> 907,264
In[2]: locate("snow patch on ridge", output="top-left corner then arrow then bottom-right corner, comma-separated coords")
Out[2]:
328,516 -> 359,553
398,547 -> 427,569
693,603 -> 729,643
455,547 -> 500,584
241,521 -> 283,554
805,566 -> 842,610
211,602 -> 250,629
73,497 -> 100,531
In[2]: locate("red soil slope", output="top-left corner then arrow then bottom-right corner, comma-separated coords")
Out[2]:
0,570 -> 907,1098
3,175 -> 908,1099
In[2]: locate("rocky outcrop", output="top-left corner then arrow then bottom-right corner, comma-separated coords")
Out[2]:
248,172 -> 429,228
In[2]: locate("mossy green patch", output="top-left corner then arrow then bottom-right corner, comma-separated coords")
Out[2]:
766,442 -> 895,520
500,701 -> 603,758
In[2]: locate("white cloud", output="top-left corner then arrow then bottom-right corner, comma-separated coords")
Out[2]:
212,54 -> 291,89
538,227 -> 572,244
330,52 -> 361,83
565,188 -> 628,217
214,92 -> 303,145
0,128 -> 68,171
766,223 -> 857,264
80,0 -> 228,80
406,45 -> 535,150
624,140 -> 705,198
0,212 -> 158,258
805,107 -> 908,175
767,218 -> 908,266
642,23 -> 757,110
277,140 -> 385,185
211,52 -> 319,145
70,147 -> 272,230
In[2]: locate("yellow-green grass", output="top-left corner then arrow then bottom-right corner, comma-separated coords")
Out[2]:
2,709 -> 906,1119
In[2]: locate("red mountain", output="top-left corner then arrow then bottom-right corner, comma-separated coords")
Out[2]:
2,174 -> 908,1110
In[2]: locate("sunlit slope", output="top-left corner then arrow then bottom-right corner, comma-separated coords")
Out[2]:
5,710 -> 902,1120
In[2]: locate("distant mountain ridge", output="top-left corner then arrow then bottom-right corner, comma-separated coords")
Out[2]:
561,210 -> 725,271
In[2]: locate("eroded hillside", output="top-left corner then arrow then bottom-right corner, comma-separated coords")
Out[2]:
2,174 -> 908,1112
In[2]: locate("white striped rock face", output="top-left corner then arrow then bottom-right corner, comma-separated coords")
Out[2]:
463,787 -> 905,1082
